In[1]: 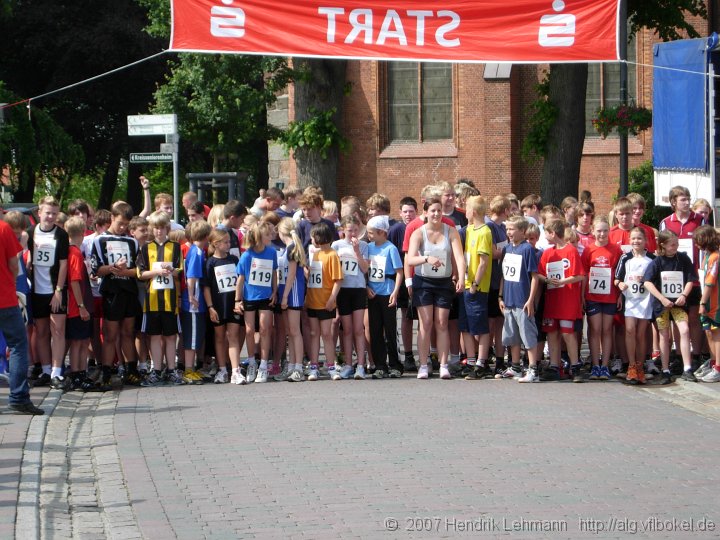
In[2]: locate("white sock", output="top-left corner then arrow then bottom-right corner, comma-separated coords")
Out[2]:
51,367 -> 62,379
259,360 -> 268,370
218,367 -> 227,373
295,363 -> 303,373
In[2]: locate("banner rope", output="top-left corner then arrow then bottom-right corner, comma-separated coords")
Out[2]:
0,50 -> 168,112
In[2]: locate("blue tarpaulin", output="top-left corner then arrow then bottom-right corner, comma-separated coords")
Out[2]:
653,38 -> 707,171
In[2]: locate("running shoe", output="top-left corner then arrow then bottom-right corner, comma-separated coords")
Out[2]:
659,371 -> 673,385
680,369 -> 697,382
35,373 -> 51,387
701,369 -> 720,383
517,367 -> 539,383
307,368 -> 319,381
287,370 -> 305,382
388,369 -> 402,378
354,365 -> 366,379
598,366 -> 610,380
439,365 -> 451,379
588,366 -> 601,380
329,367 -> 340,380
372,370 -> 385,379
214,370 -> 229,384
339,365 -> 354,379
245,362 -> 257,384
417,365 -> 429,379
141,370 -> 165,387
255,369 -> 268,383
495,365 -> 522,379
166,369 -> 185,386
610,357 -> 623,376
694,360 -> 713,380
230,369 -> 245,385
273,363 -> 290,382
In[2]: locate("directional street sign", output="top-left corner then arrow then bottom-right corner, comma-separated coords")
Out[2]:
129,153 -> 173,164
127,114 -> 177,136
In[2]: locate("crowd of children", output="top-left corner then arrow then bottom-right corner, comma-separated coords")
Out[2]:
2,179 -> 720,391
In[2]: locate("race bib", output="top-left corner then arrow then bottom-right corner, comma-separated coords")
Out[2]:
338,248 -> 358,276
369,255 -> 387,283
278,263 -> 287,285
248,258 -> 273,288
34,240 -> 56,267
626,273 -> 647,298
106,241 -> 130,266
215,264 -> 237,293
660,271 -> 684,299
546,260 -> 565,289
502,253 -> 522,283
308,261 -> 323,289
424,249 -> 448,276
151,262 -> 173,290
678,238 -> 694,263
588,267 -> 611,295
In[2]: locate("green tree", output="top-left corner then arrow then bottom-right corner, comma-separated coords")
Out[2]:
0,0 -> 167,210
529,0 -> 706,206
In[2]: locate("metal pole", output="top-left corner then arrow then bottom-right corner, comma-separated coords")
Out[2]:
619,0 -> 629,196
173,148 -> 180,221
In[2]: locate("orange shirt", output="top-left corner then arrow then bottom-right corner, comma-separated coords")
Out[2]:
306,247 -> 343,310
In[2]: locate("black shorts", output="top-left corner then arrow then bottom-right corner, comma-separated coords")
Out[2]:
243,298 -> 272,312
396,281 -> 410,309
212,313 -> 243,327
307,308 -> 336,321
412,275 -> 454,310
488,288 -> 502,318
32,291 -> 67,318
448,294 -> 460,320
103,291 -> 141,322
142,312 -> 179,336
337,288 -> 367,316
65,316 -> 92,340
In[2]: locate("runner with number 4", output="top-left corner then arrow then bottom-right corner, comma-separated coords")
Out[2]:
581,216 -> 622,381
615,227 -> 655,385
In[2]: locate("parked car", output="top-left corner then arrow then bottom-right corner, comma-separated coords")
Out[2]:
0,203 -> 39,227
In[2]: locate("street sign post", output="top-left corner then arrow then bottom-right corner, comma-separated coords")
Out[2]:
129,153 -> 174,164
128,114 -> 180,219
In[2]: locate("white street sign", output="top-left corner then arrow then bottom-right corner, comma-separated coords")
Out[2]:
127,114 -> 177,136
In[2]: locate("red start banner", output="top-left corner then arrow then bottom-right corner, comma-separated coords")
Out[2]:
170,0 -> 620,63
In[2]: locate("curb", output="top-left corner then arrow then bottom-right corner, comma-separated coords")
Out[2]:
640,378 -> 720,422
15,389 -> 63,540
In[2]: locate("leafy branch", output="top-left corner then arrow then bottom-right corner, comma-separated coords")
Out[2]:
278,107 -> 349,159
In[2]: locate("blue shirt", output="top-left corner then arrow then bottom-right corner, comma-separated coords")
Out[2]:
237,246 -> 278,301
501,240 -> 538,309
367,241 -> 403,296
181,245 -> 207,313
277,242 -> 306,309
485,217 -> 507,290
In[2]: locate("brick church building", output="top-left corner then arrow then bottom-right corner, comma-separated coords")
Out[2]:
268,10 -> 714,216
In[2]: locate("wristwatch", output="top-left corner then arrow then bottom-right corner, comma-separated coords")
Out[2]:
78,303 -> 85,309
55,286 -> 62,292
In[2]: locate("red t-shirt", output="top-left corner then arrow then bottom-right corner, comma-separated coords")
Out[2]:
538,243 -> 584,320
581,242 -> 622,303
0,221 -> 21,309
609,224 -> 657,254
67,245 -> 89,318
575,229 -> 595,256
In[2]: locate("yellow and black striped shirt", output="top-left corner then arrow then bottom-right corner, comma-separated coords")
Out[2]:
136,240 -> 183,314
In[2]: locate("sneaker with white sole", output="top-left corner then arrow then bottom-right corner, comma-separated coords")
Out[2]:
245,362 -> 257,384
371,370 -> 385,379
273,364 -> 290,382
496,365 -> 522,379
694,359 -> 713,379
439,365 -> 451,379
417,365 -> 429,379
339,365 -> 354,379
307,368 -> 319,381
610,357 -> 623,376
329,368 -> 341,381
388,369 -> 402,378
255,369 -> 268,383
517,367 -> 539,383
230,369 -> 244,385
645,359 -> 660,376
287,370 -> 305,382
214,370 -> 229,384
354,366 -> 366,379
701,369 -> 720,383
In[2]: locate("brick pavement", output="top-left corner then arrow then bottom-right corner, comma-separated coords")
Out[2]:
3,377 -> 720,539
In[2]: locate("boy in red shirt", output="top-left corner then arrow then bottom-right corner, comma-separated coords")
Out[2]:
538,219 -> 586,382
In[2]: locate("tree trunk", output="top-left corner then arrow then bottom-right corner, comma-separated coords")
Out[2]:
540,63 -> 588,207
292,58 -> 346,201
98,145 -> 122,210
15,167 -> 36,203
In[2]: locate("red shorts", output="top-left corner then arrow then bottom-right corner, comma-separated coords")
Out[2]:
542,318 -> 575,335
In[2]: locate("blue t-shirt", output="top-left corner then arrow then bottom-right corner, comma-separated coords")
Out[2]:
501,240 -> 538,309
237,246 -> 278,301
485,217 -> 508,290
181,244 -> 207,313
367,241 -> 403,296
388,221 -> 406,256
277,242 -> 306,309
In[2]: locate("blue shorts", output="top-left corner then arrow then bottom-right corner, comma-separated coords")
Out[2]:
458,290 -> 489,335
586,301 -> 616,317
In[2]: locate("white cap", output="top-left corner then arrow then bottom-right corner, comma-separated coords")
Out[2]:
367,215 -> 390,232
